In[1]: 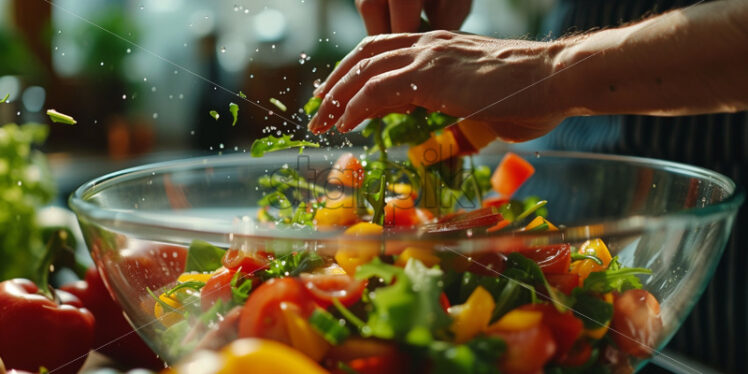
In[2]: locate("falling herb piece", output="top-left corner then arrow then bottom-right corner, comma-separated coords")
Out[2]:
0,94 -> 9,103
250,134 -> 320,157
238,91 -> 247,99
209,110 -> 220,120
229,102 -> 239,126
46,109 -> 77,125
269,97 -> 287,112
303,96 -> 322,116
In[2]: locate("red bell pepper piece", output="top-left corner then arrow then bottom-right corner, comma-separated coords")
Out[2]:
62,267 -> 163,369
0,279 -> 95,374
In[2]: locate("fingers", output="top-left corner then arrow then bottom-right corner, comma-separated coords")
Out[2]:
388,0 -> 425,33
313,33 -> 420,97
309,52 -> 414,134
424,0 -> 472,30
337,69 -> 417,132
355,0 -> 390,35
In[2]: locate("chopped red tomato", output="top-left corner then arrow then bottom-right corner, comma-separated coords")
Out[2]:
518,244 -> 572,275
238,278 -> 317,345
384,196 -> 420,227
328,153 -> 365,188
491,152 -> 535,197
466,252 -> 507,277
201,268 -> 239,311
439,292 -> 451,312
520,304 -> 584,361
299,273 -> 366,309
556,340 -> 593,367
222,249 -> 272,274
610,289 -> 663,357
327,338 -> 408,374
489,323 -> 556,374
481,196 -> 509,209
545,273 -> 579,295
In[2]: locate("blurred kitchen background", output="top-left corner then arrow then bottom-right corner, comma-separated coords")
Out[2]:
0,0 -> 553,203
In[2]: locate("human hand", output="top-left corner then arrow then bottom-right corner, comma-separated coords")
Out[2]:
355,0 -> 472,34
307,31 -> 569,142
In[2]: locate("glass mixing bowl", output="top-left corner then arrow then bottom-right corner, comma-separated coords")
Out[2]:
69,150 -> 743,371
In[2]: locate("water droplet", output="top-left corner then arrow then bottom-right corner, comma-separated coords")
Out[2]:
122,94 -> 127,99
126,48 -> 132,54
219,143 -> 225,149
151,86 -> 157,92
312,67 -> 317,73
152,113 -> 159,119
271,44 -> 276,49
139,5 -> 144,10
190,130 -> 195,135
220,46 -> 227,53
99,61 -> 104,66
244,9 -> 249,14
356,69 -> 361,75
233,4 -> 240,12
410,83 -> 417,91
313,79 -> 322,88
268,110 -> 274,116
535,151 -> 540,158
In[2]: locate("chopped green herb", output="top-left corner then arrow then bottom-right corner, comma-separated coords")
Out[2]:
332,298 -> 366,331
231,271 -> 254,304
238,91 -> 247,99
571,289 -> 614,329
250,134 -> 320,157
165,280 -> 206,296
0,94 -> 8,103
261,251 -> 324,280
304,96 -> 322,116
571,253 -> 604,265
46,109 -> 77,125
185,240 -> 225,273
309,308 -> 350,344
269,97 -> 287,112
209,110 -> 219,120
229,102 -> 239,126
582,256 -> 652,293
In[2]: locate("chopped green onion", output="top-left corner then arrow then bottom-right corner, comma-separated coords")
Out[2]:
309,308 -> 350,344
229,102 -> 239,126
209,110 -> 219,120
165,280 -> 206,296
332,298 -> 366,331
238,91 -> 247,99
46,109 -> 77,125
269,97 -> 287,112
0,94 -> 9,103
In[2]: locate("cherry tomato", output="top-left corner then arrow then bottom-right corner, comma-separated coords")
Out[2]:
384,196 -> 421,227
201,268 -> 241,311
520,303 -> 584,361
489,323 -> 556,374
222,249 -> 272,273
238,278 -> 316,345
518,244 -> 571,275
610,289 -> 663,357
491,152 -> 535,197
328,153 -> 365,188
545,273 -> 580,295
299,273 -> 366,309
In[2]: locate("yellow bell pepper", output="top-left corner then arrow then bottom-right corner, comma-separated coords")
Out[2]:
523,216 -> 558,231
388,183 -> 416,198
584,292 -> 615,339
451,286 -> 495,343
570,239 -> 613,285
177,272 -> 214,284
335,222 -> 383,275
153,292 -> 183,327
280,303 -> 330,361
395,247 -> 441,268
486,309 -> 543,332
164,338 -> 329,374
314,195 -> 359,228
408,130 -> 459,168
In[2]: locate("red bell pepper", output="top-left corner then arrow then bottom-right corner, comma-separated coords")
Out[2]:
62,267 -> 163,369
0,278 -> 94,374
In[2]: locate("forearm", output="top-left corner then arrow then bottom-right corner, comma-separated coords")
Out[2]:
552,0 -> 748,117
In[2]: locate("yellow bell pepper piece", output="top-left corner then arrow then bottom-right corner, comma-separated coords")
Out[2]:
408,130 -> 459,168
395,247 -> 441,268
570,239 -> 613,285
584,292 -> 615,339
388,183 -> 416,198
523,216 -> 558,231
154,292 -> 183,327
451,286 -> 495,343
280,303 -> 330,361
314,195 -> 359,228
486,309 -> 543,332
335,222 -> 383,275
177,272 -> 214,284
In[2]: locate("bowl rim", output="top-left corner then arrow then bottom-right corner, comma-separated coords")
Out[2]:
68,150 -> 745,243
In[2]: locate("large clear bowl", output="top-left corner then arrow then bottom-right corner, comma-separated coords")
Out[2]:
69,150 -> 743,370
